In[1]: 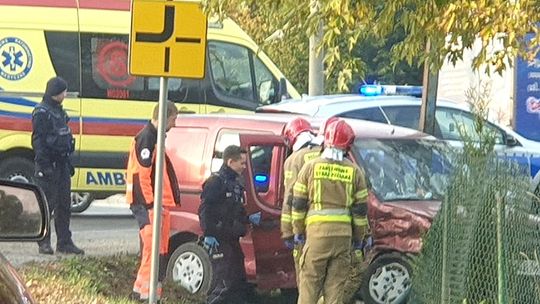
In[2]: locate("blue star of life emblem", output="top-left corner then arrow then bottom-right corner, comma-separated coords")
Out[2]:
0,37 -> 33,81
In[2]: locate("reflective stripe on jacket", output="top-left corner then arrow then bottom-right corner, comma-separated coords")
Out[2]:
281,145 -> 321,239
292,157 -> 369,241
126,122 -> 181,208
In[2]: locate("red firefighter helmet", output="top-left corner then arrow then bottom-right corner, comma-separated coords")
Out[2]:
324,119 -> 355,150
318,116 -> 340,137
284,117 -> 313,147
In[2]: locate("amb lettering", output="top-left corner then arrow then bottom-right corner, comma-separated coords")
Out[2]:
86,171 -> 126,186
314,163 -> 353,182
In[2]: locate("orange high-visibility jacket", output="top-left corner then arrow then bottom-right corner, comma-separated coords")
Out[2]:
126,122 -> 181,208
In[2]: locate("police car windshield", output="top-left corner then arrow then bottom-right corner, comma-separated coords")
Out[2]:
354,139 -> 451,202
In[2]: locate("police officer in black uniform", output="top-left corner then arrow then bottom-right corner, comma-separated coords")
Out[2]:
199,145 -> 251,304
32,76 -> 83,255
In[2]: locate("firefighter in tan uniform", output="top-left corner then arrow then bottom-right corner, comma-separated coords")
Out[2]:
281,117 -> 320,283
126,101 -> 181,301
292,119 -> 369,304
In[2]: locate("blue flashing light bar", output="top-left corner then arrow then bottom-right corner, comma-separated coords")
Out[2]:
359,84 -> 423,97
360,85 -> 383,96
255,174 -> 268,183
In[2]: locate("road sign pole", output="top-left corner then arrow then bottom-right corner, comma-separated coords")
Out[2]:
149,76 -> 168,304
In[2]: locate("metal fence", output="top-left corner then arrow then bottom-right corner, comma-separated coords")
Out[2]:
410,153 -> 540,304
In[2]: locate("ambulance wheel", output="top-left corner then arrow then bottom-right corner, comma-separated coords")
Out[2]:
70,192 -> 94,213
360,252 -> 412,304
167,242 -> 214,295
0,157 -> 35,184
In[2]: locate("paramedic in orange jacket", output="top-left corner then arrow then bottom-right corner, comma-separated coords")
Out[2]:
126,101 -> 181,301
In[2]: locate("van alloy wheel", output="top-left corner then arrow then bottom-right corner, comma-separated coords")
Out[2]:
172,251 -> 205,293
360,252 -> 412,304
368,262 -> 410,303
167,242 -> 213,295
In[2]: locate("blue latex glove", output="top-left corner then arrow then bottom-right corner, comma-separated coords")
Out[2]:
248,212 -> 262,226
365,236 -> 373,250
284,238 -> 295,250
294,234 -> 305,245
204,236 -> 219,249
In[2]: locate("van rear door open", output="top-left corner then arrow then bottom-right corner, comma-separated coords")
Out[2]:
239,134 -> 297,289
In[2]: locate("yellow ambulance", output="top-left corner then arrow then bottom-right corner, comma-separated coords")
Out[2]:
0,0 -> 299,212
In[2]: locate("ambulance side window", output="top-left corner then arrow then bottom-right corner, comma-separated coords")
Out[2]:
207,41 -> 279,111
80,33 -> 198,102
45,31 -> 81,93
209,42 -> 255,102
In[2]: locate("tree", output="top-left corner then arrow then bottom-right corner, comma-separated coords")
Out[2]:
203,0 -> 539,93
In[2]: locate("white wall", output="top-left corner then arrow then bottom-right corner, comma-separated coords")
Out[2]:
437,39 -> 514,126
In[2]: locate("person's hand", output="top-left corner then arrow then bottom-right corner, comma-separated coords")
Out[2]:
204,236 -> 219,249
353,240 -> 365,261
294,234 -> 305,245
284,238 -> 294,250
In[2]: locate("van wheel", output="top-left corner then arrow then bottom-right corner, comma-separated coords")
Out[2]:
360,252 -> 412,304
167,242 -> 213,295
71,192 -> 94,213
0,157 -> 35,183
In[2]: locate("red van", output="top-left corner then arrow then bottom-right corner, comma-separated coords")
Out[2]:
164,113 -> 449,304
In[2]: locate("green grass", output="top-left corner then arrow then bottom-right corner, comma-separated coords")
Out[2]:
19,254 -> 203,304
18,254 -> 295,303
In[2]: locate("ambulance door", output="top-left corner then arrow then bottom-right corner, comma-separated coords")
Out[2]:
239,134 -> 297,289
0,2 -> 82,190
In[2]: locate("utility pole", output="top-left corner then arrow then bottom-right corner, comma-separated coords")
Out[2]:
419,39 -> 439,135
308,0 -> 324,96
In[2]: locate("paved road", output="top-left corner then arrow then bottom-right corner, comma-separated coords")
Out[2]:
2,198 -> 139,267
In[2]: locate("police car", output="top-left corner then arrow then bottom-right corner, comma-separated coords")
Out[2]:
258,85 -> 540,195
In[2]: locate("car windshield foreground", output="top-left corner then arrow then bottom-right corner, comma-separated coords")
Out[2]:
354,139 -> 451,202
0,180 -> 49,304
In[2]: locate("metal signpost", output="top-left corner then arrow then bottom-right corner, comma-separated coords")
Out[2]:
129,1 -> 207,302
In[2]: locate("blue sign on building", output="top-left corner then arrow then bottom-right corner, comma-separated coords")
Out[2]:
514,33 -> 540,142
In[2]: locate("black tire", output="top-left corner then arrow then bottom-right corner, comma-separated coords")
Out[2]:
360,252 -> 412,304
166,242 -> 214,295
70,192 -> 95,213
0,157 -> 35,184
0,157 -> 94,213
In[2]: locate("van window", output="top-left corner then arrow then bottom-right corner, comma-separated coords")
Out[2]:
249,145 -> 273,193
212,131 -> 241,172
44,31 -> 81,93
209,41 -> 255,102
80,33 -> 201,102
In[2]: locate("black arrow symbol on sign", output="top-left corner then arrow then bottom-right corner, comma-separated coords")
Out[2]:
135,4 -> 202,73
135,5 -> 174,43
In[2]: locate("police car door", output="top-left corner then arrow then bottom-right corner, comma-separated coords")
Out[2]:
238,134 -> 297,289
435,107 -> 540,192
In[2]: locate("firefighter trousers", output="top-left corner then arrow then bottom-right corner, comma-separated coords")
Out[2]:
133,208 -> 170,300
293,243 -> 303,286
297,236 -> 351,304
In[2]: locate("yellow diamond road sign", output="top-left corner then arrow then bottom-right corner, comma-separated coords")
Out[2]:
129,0 -> 207,78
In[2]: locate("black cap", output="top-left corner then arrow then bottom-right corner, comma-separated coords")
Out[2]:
45,77 -> 68,97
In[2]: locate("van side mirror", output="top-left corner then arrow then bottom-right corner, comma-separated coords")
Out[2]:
0,180 -> 49,241
506,134 -> 519,147
449,123 -> 455,133
277,78 -> 289,102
